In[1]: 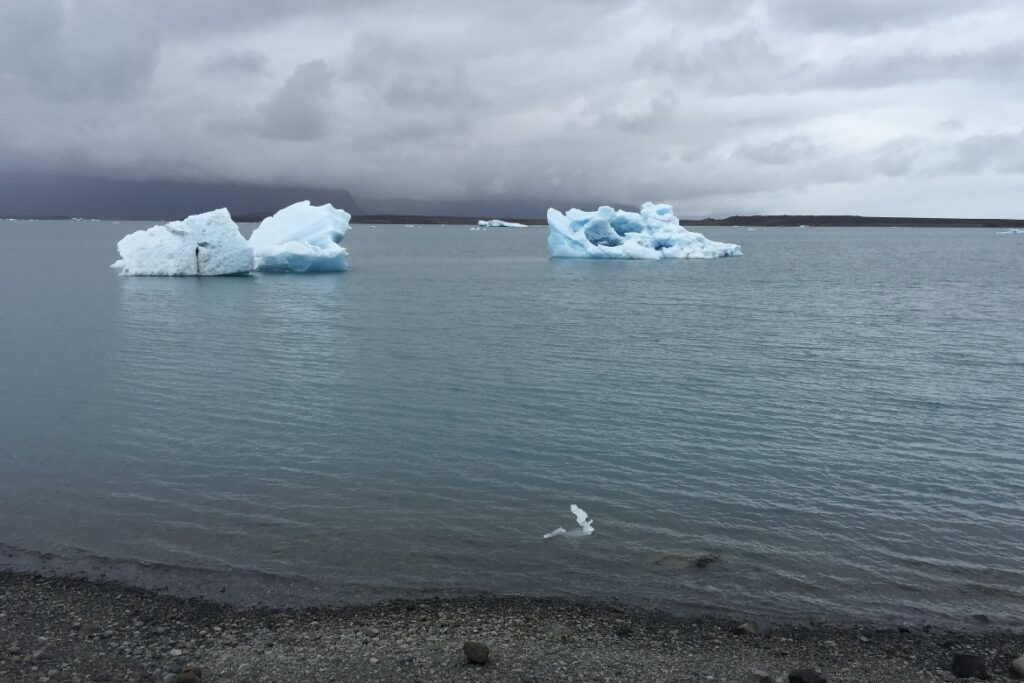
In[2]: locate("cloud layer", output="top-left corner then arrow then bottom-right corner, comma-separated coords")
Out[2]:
1,0 -> 1022,216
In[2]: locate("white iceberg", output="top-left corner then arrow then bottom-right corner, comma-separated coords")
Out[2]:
547,203 -> 741,259
996,228 -> 1024,234
478,219 -> 528,228
543,504 -> 595,539
111,208 -> 253,276
248,201 -> 351,273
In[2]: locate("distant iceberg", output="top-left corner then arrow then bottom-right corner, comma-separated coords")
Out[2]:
248,201 -> 351,273
548,203 -> 741,259
478,219 -> 527,228
111,208 -> 253,276
996,228 -> 1024,234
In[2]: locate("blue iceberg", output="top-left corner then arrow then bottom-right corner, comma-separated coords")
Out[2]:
548,203 -> 741,259
248,201 -> 351,273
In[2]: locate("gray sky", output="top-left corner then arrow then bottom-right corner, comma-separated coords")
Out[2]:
1,0 -> 1023,217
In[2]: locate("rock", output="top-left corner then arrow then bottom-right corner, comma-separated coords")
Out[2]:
951,653 -> 989,680
179,665 -> 202,681
746,671 -> 774,683
691,553 -> 719,569
169,648 -> 184,657
733,622 -> 761,636
789,670 -> 827,683
1010,655 -> 1024,678
463,641 -> 490,665
649,553 -> 720,570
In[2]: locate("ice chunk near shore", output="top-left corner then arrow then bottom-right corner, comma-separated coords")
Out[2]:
248,201 -> 351,273
548,203 -> 741,259
111,208 -> 253,276
479,219 -> 528,228
543,504 -> 594,539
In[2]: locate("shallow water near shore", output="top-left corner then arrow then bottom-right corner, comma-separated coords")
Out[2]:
0,221 -> 1022,628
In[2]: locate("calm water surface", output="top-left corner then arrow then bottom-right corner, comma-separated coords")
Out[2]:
0,221 -> 1022,628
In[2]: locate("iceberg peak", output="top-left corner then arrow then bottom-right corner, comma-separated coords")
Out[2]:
249,201 -> 352,273
111,208 -> 254,276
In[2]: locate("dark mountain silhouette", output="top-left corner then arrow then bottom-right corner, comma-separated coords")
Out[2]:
0,172 -> 361,220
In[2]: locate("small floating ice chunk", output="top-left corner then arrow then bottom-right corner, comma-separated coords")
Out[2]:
111,208 -> 253,276
548,203 -> 741,259
478,219 -> 528,228
249,201 -> 350,273
543,504 -> 594,539
996,228 -> 1024,234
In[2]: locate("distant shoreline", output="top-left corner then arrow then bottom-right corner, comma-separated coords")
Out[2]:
4,213 -> 1024,228
2,570 -> 1021,682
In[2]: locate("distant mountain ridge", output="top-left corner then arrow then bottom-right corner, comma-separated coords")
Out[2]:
0,172 -> 361,221
1,172 -> 1022,228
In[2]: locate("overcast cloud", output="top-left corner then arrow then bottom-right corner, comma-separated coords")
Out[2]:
1,0 -> 1022,217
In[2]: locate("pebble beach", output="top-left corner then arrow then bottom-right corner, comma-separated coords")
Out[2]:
3,571 -> 1022,682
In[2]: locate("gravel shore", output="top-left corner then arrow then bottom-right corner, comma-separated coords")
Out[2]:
2,571 -> 1021,682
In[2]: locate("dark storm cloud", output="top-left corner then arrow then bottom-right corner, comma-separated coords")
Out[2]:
733,135 -> 819,165
765,0 -> 1013,33
0,0 -> 159,101
807,42 -> 1024,91
948,131 -> 1024,174
256,60 -> 336,141
198,50 -> 270,78
1,0 -> 1022,218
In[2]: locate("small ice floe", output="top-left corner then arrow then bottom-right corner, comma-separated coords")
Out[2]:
479,219 -> 528,228
996,228 -> 1024,234
543,504 -> 594,539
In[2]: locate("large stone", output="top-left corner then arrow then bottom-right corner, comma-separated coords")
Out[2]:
733,621 -> 761,636
1011,655 -> 1024,678
951,653 -> 989,680
177,665 -> 202,683
789,670 -> 827,683
463,641 -> 489,665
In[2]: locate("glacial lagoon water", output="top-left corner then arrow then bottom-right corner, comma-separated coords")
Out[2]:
0,221 -> 1022,628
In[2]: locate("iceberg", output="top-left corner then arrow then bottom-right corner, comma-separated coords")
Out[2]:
547,203 -> 741,259
111,208 -> 253,276
478,219 -> 528,228
248,201 -> 351,273
996,228 -> 1024,234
